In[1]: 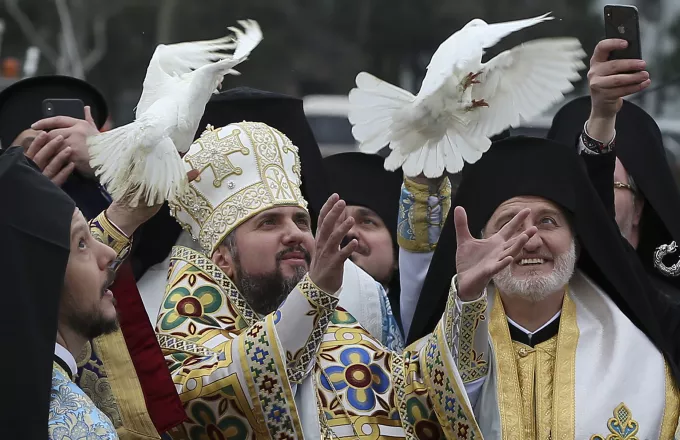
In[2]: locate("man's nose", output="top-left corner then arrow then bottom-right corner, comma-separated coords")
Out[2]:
282,221 -> 306,245
523,232 -> 542,252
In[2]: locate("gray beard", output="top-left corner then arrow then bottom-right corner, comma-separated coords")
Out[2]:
492,239 -> 577,302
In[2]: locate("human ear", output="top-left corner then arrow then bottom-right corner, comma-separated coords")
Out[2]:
212,246 -> 235,279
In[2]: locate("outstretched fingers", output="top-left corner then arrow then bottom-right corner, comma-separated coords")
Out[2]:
317,197 -> 346,249
454,206 -> 474,244
329,217 -> 358,262
316,193 -> 340,236
497,208 -> 531,240
500,226 -> 537,260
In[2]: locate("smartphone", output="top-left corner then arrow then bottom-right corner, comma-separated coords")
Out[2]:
604,5 -> 642,60
42,98 -> 85,120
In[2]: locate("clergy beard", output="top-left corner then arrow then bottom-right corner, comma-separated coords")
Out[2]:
232,247 -> 310,315
65,306 -> 119,340
63,273 -> 120,340
492,239 -> 577,302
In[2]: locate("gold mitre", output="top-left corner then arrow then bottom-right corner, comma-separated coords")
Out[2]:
169,121 -> 307,255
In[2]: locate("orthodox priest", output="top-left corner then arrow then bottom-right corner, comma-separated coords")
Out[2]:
548,39 -> 680,301
0,146 -> 118,439
407,135 -> 679,438
137,89 -> 403,351
323,152 -> 406,331
101,117 -> 539,438
0,75 -> 185,438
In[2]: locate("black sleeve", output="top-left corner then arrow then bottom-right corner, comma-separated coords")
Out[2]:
580,151 -> 617,220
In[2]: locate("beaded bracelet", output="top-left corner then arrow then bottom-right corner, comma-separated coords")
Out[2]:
580,121 -> 615,155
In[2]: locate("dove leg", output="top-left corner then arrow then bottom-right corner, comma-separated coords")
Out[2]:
466,99 -> 489,111
461,72 -> 482,90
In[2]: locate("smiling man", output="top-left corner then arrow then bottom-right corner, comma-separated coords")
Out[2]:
407,136 -> 680,438
90,120 -> 541,439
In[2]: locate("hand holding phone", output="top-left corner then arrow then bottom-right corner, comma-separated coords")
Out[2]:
42,98 -> 86,120
604,5 -> 642,60
33,104 -> 99,176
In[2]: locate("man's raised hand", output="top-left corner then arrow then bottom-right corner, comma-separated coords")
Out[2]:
454,206 -> 537,300
308,194 -> 358,294
588,39 -> 650,119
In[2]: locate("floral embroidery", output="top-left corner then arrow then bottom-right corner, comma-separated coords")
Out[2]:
591,403 -> 640,440
405,396 -> 444,440
320,347 -> 390,412
187,401 -> 248,440
50,384 -> 81,416
49,364 -> 117,440
161,283 -> 223,331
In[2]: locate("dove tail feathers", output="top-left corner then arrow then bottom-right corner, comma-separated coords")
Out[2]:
348,72 -> 415,154
89,123 -> 187,207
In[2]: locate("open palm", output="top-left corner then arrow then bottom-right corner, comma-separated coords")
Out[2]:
454,206 -> 537,300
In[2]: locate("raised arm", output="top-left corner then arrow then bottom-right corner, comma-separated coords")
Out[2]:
404,207 -> 537,413
398,175 -> 451,335
577,39 -> 650,218
157,195 -> 359,438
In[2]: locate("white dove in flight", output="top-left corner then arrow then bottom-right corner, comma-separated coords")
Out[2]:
88,20 -> 263,207
348,13 -> 586,178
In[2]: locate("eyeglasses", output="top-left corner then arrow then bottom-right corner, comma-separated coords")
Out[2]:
614,181 -> 634,192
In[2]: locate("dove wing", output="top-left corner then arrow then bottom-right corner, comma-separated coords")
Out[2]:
231,20 -> 263,59
135,35 -> 238,118
417,12 -> 554,100
468,38 -> 586,138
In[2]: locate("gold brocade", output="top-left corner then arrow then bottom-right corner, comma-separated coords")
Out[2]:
513,337 -> 557,440
660,363 -> 680,439
94,333 -> 159,439
84,212 -> 158,440
489,289 -> 578,440
397,177 -> 451,253
170,122 -> 308,255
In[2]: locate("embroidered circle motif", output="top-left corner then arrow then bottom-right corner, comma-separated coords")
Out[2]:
345,364 -> 372,389
415,420 -> 440,440
177,297 -> 203,317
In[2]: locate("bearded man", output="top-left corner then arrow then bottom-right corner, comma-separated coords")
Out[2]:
137,88 -> 403,350
0,146 -> 120,439
101,118 -> 540,438
406,135 -> 680,438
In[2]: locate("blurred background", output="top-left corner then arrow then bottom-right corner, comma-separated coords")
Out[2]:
1,0 -> 679,167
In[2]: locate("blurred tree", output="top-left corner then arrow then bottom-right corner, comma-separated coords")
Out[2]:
3,0 -> 155,78
0,0 -> 604,123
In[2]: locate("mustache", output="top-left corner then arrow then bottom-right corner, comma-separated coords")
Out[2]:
101,268 -> 116,297
276,246 -> 311,264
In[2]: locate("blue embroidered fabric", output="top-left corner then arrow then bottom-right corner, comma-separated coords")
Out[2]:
379,282 -> 405,352
49,364 -> 118,440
